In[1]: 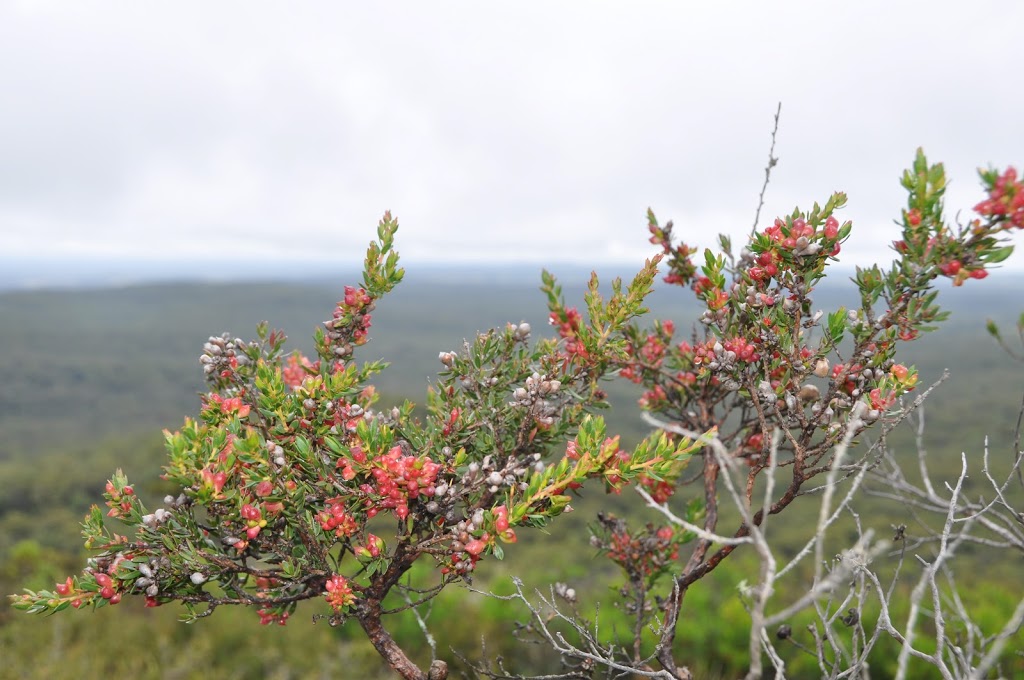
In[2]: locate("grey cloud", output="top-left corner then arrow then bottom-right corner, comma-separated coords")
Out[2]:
0,2 -> 1021,270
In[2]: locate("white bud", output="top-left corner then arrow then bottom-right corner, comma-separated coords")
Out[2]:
190,572 -> 207,585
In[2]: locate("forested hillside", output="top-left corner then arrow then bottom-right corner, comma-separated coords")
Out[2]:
3,271 -> 1023,678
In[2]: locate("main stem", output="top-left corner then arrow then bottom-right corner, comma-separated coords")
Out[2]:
356,545 -> 449,680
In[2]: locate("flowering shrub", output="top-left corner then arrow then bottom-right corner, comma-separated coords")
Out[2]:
11,151 -> 1022,679
554,149 -> 1023,677
11,213 -> 698,680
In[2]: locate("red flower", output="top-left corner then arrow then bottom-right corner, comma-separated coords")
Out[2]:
324,574 -> 355,611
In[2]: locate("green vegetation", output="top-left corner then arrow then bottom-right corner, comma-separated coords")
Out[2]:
2,272 -> 1023,678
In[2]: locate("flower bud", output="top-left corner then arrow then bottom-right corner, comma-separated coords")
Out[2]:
798,384 -> 820,403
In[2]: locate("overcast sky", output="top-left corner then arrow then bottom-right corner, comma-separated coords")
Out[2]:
2,1 -> 1023,275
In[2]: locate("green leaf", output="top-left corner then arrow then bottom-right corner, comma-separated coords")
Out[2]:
828,308 -> 846,343
983,246 -> 1014,264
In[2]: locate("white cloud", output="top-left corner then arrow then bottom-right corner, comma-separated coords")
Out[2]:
1,1 -> 1022,274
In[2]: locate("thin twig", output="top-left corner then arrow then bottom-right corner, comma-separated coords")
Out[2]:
751,102 -> 782,236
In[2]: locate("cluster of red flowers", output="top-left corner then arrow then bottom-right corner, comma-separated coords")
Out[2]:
240,503 -> 267,540
602,524 -> 678,579
256,608 -> 289,626
693,275 -> 729,310
639,475 -> 675,504
324,574 -> 355,612
597,436 -> 632,494
282,353 -> 316,390
619,323 -> 676,381
975,168 -> 1024,229
203,393 -> 251,419
339,286 -> 374,345
691,337 -> 758,368
317,497 -> 359,538
360,445 -> 441,521
647,213 -> 697,286
549,307 -> 586,359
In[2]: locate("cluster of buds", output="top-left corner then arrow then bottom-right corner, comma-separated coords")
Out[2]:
322,285 -> 375,360
510,321 -> 532,342
140,507 -> 172,530
553,581 -> 578,604
832,362 -> 885,400
511,372 -> 564,426
133,558 -> 164,600
693,337 -> 758,379
458,453 -> 540,500
104,479 -> 135,519
50,576 -> 86,610
92,571 -> 121,604
327,401 -> 370,435
240,503 -> 268,540
200,465 -> 229,496
199,333 -> 249,382
79,552 -> 138,606
763,215 -> 844,259
354,533 -> 385,560
442,508 -> 492,576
